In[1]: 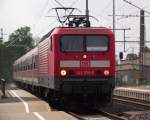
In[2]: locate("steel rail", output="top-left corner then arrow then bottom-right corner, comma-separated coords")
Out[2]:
69,110 -> 128,120
68,112 -> 86,120
99,110 -> 127,120
113,96 -> 150,109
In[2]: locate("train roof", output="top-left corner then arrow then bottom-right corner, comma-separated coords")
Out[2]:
40,27 -> 114,43
53,27 -> 113,34
13,47 -> 38,65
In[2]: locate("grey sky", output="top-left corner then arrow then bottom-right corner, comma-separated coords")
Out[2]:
1,0 -> 150,53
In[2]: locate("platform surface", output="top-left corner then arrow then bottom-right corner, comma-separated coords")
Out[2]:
116,86 -> 150,92
0,84 -> 78,120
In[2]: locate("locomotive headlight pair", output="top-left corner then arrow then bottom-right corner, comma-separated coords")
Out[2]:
60,70 -> 67,76
104,70 -> 110,76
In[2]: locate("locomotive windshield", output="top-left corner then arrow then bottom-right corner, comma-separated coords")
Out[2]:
86,36 -> 108,52
61,36 -> 84,52
61,35 -> 108,52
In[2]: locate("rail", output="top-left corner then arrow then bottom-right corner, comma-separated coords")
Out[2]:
68,112 -> 86,120
99,110 -> 127,120
68,110 -> 127,120
113,95 -> 150,109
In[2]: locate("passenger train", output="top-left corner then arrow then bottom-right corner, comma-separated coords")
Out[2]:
13,27 -> 115,108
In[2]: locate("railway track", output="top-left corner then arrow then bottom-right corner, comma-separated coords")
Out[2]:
68,112 -> 87,120
44,93 -> 145,120
68,110 -> 128,120
113,95 -> 150,110
15,84 -> 150,120
99,110 -> 127,120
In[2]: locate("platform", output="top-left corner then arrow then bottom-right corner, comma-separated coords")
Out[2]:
0,84 -> 78,120
114,86 -> 150,102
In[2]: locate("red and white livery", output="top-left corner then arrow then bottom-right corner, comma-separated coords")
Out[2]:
13,27 -> 115,107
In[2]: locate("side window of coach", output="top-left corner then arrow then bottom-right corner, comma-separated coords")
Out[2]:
33,55 -> 38,69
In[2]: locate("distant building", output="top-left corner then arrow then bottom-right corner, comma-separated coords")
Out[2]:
116,49 -> 150,85
116,59 -> 140,85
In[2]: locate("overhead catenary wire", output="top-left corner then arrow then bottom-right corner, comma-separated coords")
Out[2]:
112,1 -> 150,47
40,0 -> 50,17
35,0 -> 150,49
54,0 -> 64,8
123,0 -> 150,14
114,0 -> 150,21
70,0 -> 80,8
32,0 -> 51,37
100,0 -> 112,14
116,2 -> 126,12
89,10 -> 112,27
143,4 -> 150,9
33,0 -> 50,24
111,1 -> 147,42
37,0 -> 82,36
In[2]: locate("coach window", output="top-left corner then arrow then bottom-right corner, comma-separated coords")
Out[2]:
28,65 -> 30,70
17,65 -> 19,71
33,61 -> 35,69
86,36 -> 109,52
21,63 -> 23,71
18,64 -> 20,71
61,36 -> 84,52
32,56 -> 34,69
22,63 -> 24,71
30,64 -> 32,70
26,65 -> 28,70
25,64 -> 27,70
28,65 -> 29,70
34,61 -> 36,69
34,55 -> 37,69
17,64 -> 19,71
18,65 -> 19,71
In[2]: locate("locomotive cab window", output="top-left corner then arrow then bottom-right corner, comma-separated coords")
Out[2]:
61,35 -> 109,52
86,36 -> 108,52
61,36 -> 84,52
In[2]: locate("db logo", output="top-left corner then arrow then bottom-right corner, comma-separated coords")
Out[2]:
80,61 -> 90,67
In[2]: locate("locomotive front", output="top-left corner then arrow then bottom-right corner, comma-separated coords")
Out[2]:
53,27 -> 115,105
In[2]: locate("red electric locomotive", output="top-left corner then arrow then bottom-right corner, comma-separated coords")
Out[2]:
13,27 -> 115,107
13,7 -> 115,108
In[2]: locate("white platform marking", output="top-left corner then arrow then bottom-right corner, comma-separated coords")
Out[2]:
10,90 -> 29,113
34,112 -> 45,120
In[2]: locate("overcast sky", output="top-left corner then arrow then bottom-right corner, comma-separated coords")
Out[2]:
1,0 -> 150,54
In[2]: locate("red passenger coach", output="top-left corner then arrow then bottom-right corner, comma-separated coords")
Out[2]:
13,27 -> 115,107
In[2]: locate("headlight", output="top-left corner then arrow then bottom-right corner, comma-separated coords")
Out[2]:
60,70 -> 67,76
104,70 -> 110,76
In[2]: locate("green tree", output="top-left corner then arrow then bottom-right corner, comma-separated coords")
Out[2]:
1,26 -> 34,81
0,39 -> 2,44
0,42 -> 4,80
6,26 -> 34,56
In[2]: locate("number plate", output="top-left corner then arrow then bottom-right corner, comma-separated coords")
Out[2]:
80,61 -> 90,67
